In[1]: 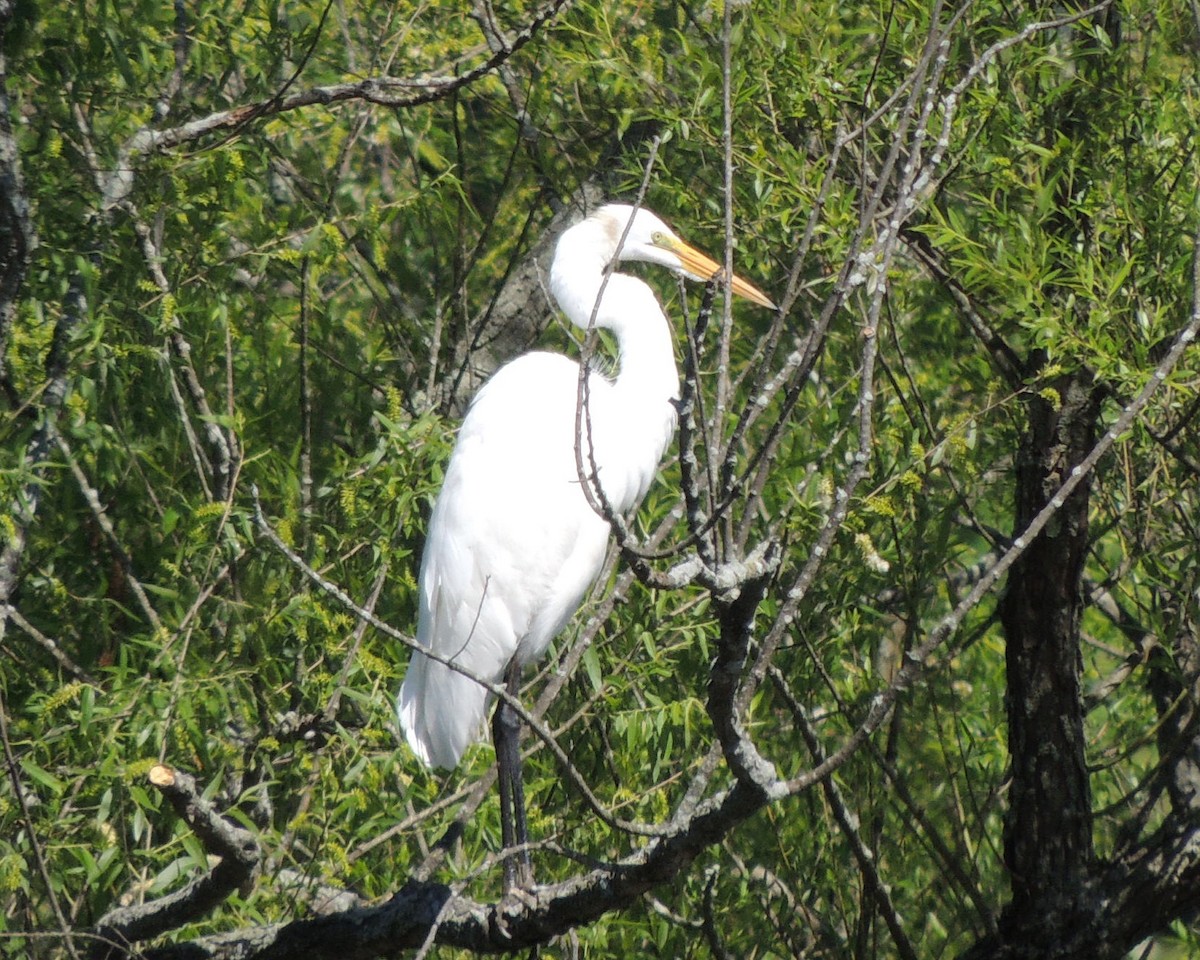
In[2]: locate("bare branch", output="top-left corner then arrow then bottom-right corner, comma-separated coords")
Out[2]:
90,765 -> 261,959
55,433 -> 166,636
2,603 -> 100,685
123,779 -> 783,959
773,669 -> 920,960
108,0 -> 574,173
124,204 -> 240,502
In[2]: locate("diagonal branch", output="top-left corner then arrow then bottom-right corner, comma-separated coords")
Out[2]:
123,205 -> 240,502
773,669 -> 920,960
107,0 -> 574,174
55,433 -> 166,636
779,214 -> 1200,801
128,778 -> 778,959
90,765 -> 261,960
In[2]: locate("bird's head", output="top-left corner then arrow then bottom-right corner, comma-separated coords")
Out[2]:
592,203 -> 776,310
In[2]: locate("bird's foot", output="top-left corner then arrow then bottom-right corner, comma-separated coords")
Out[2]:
493,876 -> 542,943
502,854 -> 536,897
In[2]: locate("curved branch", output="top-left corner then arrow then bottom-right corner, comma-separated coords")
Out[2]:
135,780 -> 774,960
91,765 -> 261,960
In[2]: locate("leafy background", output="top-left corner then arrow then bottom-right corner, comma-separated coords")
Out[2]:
2,0 -> 1200,957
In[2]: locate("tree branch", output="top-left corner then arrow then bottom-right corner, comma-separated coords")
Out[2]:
133,779 -> 779,959
0,10 -> 32,408
90,765 -> 261,960
107,0 -> 574,174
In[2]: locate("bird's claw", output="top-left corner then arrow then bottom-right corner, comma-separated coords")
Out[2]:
493,883 -> 541,942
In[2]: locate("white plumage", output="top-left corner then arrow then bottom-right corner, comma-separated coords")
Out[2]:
397,203 -> 774,770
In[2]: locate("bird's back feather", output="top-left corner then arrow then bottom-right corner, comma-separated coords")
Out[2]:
398,353 -> 630,768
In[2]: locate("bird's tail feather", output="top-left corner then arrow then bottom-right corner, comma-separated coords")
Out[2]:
397,652 -> 491,769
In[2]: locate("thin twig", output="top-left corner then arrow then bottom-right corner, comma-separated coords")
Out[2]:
0,685 -> 83,960
3,603 -> 100,685
55,433 -> 165,636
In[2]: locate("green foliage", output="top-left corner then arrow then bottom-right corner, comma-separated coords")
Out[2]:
3,0 -> 1200,957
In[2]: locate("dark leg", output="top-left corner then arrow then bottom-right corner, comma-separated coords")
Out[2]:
492,659 -> 532,890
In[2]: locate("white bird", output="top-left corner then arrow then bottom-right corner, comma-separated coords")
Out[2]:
397,202 -> 774,884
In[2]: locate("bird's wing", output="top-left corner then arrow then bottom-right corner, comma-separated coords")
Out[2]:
397,353 -> 612,769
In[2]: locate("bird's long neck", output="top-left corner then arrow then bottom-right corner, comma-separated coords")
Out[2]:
549,220 -> 616,335
549,222 -> 680,404
598,276 -> 680,403
549,220 -> 680,512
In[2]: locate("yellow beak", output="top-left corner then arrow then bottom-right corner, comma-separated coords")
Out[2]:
667,237 -> 777,310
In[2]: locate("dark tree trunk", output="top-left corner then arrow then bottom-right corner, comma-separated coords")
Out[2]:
998,367 -> 1101,927
974,6 -> 1113,951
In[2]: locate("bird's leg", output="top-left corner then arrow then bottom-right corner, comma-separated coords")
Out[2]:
492,658 -> 533,890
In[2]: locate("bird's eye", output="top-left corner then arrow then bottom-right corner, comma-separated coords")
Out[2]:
651,230 -> 665,244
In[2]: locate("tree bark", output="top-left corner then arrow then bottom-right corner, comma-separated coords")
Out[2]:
997,367 -> 1100,937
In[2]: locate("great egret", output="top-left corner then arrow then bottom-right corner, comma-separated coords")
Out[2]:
397,202 -> 774,886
